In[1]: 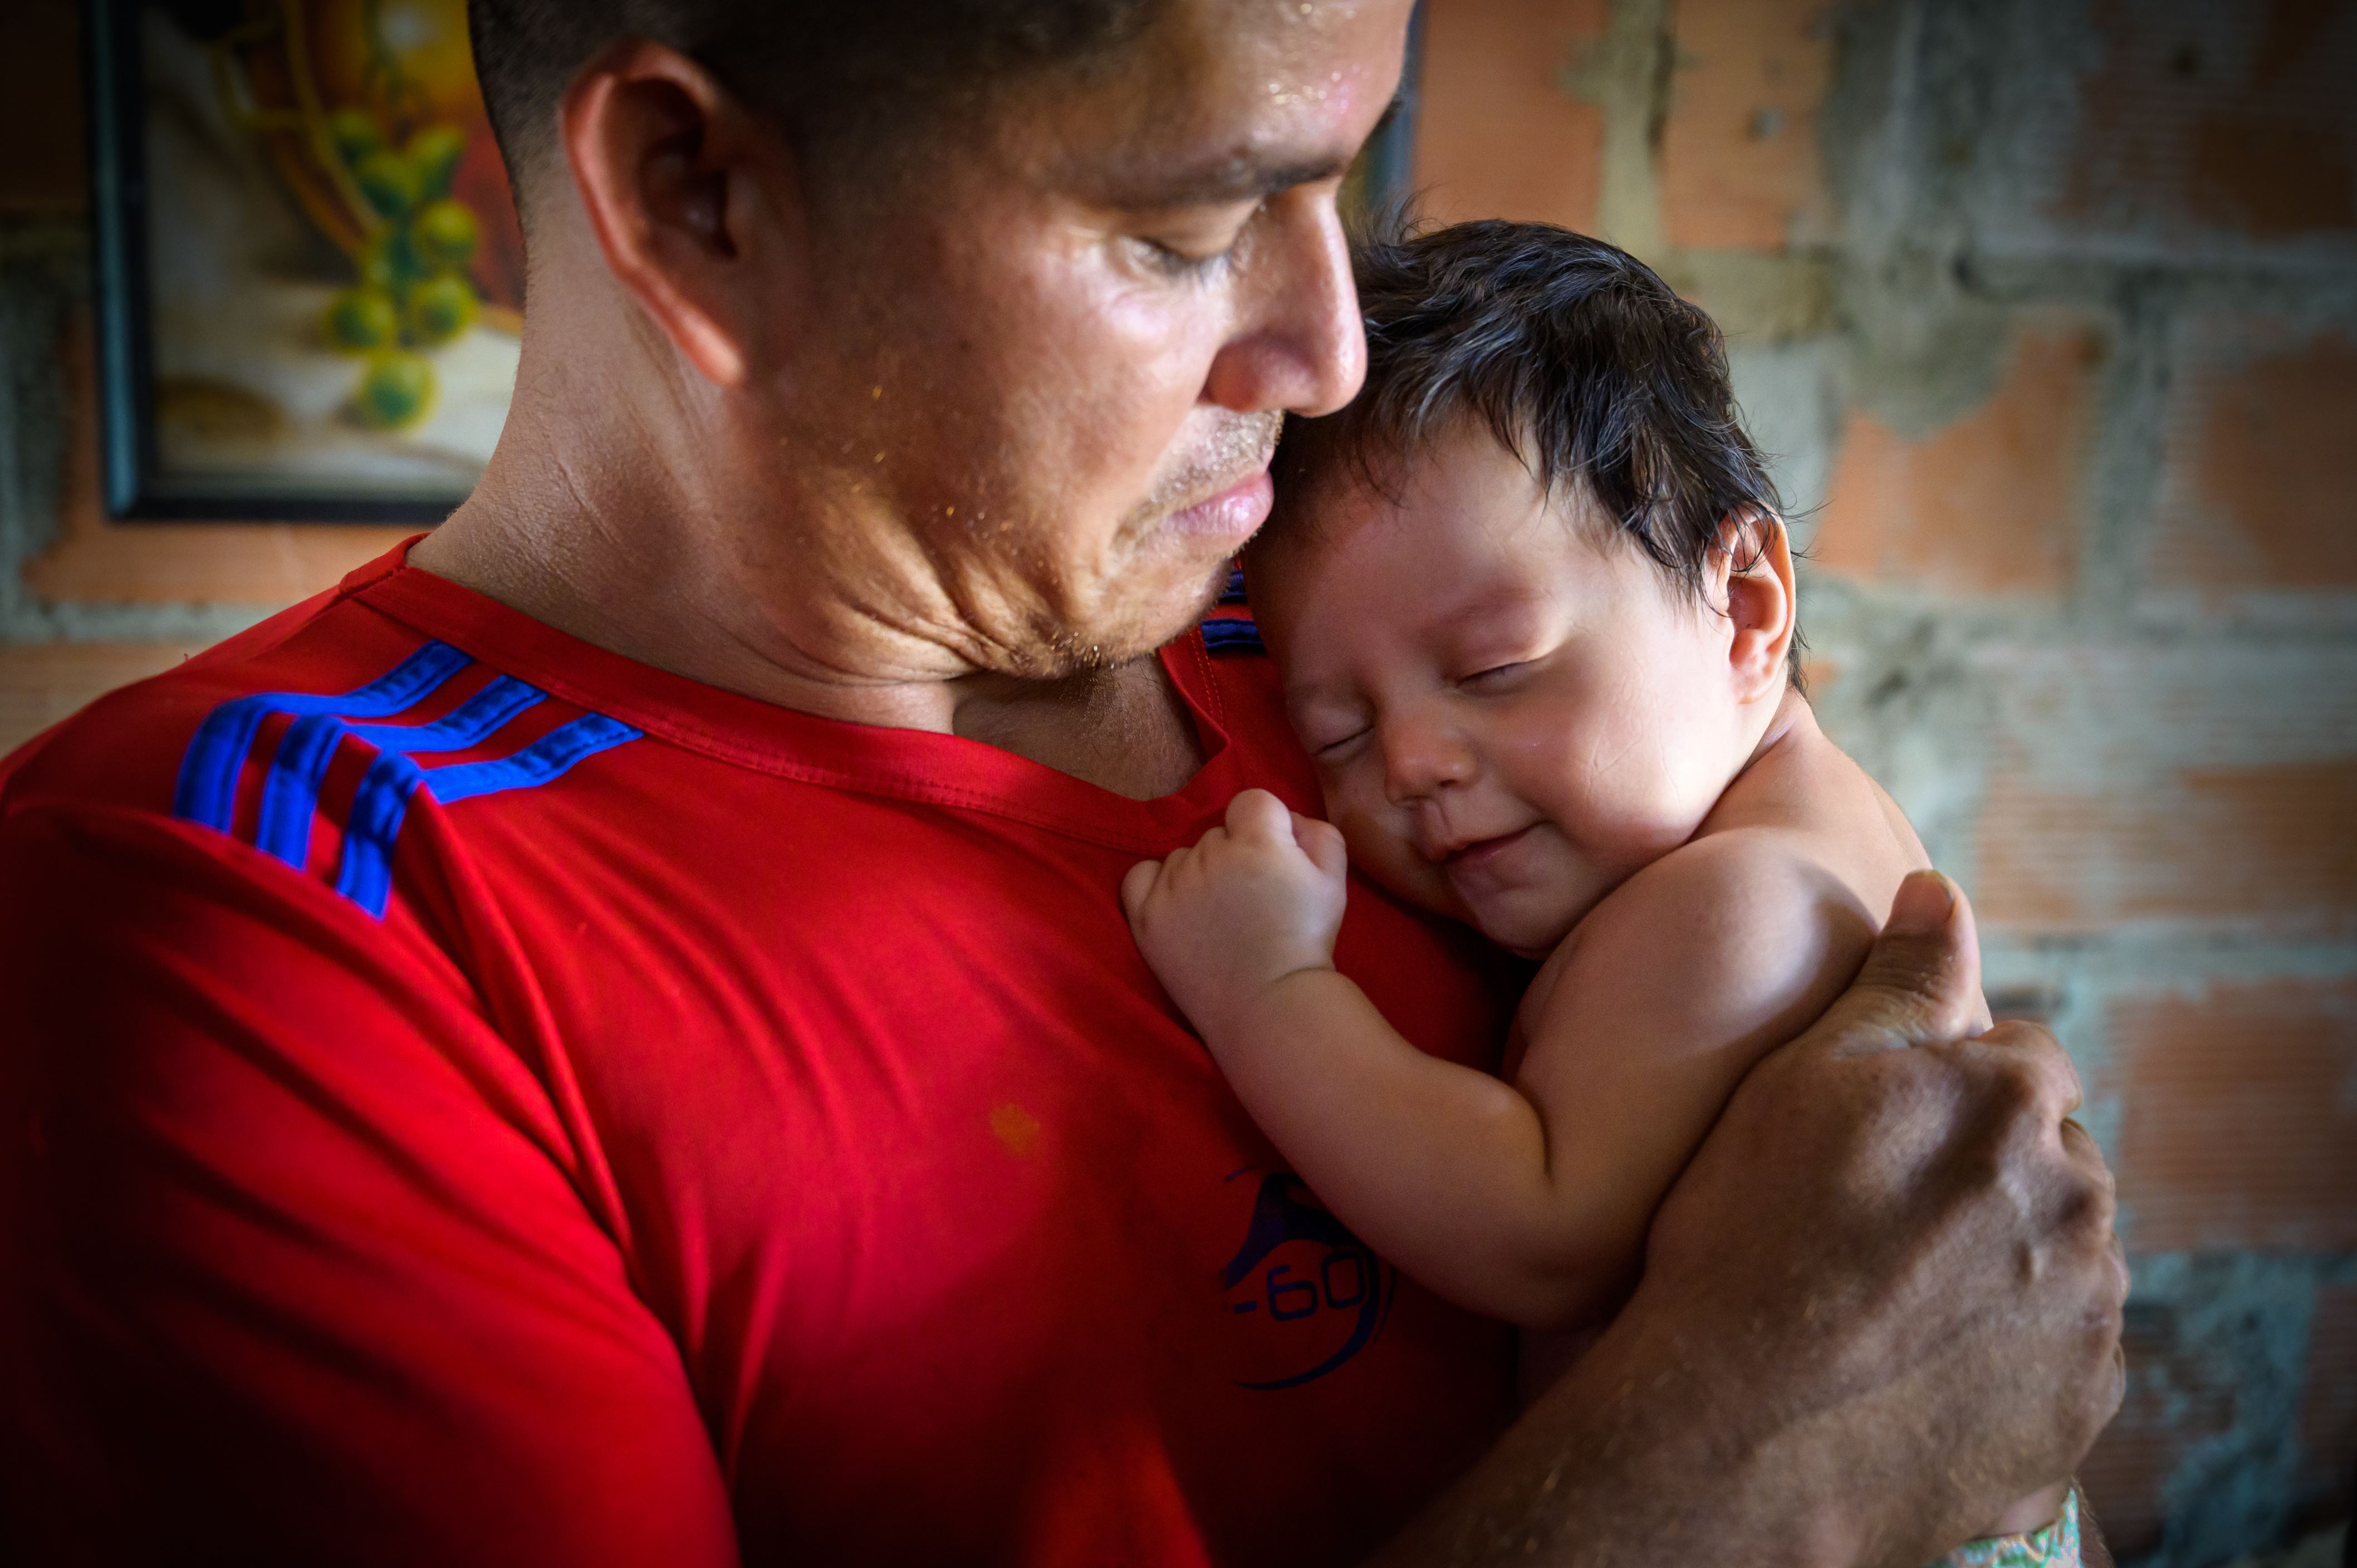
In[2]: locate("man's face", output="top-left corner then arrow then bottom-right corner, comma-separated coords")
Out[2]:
773,0 -> 1411,677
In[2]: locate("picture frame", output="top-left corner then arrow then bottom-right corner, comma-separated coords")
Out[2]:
86,0 -> 526,522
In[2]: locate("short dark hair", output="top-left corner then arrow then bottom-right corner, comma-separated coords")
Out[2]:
1266,218 -> 1798,675
467,1 -> 1162,213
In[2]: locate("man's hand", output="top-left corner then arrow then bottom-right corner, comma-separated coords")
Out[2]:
1121,788 -> 1351,1043
1377,871 -> 2126,1567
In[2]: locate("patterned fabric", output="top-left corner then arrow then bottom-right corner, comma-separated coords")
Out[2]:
169,638 -> 642,918
1933,1487 -> 2081,1568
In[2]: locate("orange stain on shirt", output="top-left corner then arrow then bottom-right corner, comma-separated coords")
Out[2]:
989,1103 -> 1042,1157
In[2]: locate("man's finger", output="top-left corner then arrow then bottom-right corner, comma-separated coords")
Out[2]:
1119,860 -> 1160,925
2056,1110 -> 2104,1169
1797,870 -> 1986,1058
1979,1018 -> 2086,1120
2058,1115 -> 2123,1283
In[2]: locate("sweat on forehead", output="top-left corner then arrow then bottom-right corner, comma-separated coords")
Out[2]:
1261,217 -> 1783,601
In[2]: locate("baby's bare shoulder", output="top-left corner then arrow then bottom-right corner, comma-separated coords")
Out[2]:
1606,826 -> 1868,945
1524,826 -> 1884,1055
1715,708 -> 1929,875
1520,709 -> 1926,1048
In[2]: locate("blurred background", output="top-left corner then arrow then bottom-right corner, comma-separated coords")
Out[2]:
0,1 -> 2351,1562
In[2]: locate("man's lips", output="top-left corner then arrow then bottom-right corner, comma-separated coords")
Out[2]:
1165,468 -> 1275,542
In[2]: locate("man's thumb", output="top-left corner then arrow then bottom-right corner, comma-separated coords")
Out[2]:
1886,868 -> 1960,937
1818,871 -> 1990,1055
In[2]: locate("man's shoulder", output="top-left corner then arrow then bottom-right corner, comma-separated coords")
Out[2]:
0,585 -> 410,821
0,577 -> 641,925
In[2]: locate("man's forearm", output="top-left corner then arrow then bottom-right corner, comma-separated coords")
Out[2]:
1366,1295 -> 1850,1568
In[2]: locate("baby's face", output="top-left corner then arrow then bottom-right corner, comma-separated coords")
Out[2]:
1255,429 -> 1754,956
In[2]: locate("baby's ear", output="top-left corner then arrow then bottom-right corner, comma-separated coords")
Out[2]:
1714,510 -> 1796,703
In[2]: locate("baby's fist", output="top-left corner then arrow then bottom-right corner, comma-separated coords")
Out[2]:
1123,790 -> 1350,1043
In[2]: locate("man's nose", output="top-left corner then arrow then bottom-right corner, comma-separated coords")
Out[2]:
1199,190 -> 1365,418
1381,713 -> 1476,806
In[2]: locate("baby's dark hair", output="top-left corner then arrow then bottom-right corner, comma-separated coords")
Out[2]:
1265,218 -> 1799,678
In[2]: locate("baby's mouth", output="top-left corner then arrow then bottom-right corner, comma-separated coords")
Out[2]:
1439,824 -> 1539,874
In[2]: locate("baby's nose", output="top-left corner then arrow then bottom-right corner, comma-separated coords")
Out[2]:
1380,718 -> 1477,805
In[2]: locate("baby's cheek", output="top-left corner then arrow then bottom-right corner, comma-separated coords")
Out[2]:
1334,807 -> 1455,919
1541,727 -> 1707,864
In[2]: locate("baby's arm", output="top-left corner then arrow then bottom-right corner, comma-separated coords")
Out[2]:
1125,792 -> 1579,1321
1123,789 -> 1893,1330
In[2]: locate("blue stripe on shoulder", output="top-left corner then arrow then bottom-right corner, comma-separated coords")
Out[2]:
172,641 -> 642,921
1217,565 -> 1249,606
252,675 -> 548,870
173,641 -> 472,831
333,712 -> 643,918
1200,617 -> 1265,656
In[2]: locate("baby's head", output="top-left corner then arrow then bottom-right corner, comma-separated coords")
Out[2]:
1248,220 -> 1797,957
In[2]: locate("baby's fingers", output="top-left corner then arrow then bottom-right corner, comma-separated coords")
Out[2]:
1119,859 -> 1163,926
1290,812 -> 1350,886
1223,788 -> 1295,845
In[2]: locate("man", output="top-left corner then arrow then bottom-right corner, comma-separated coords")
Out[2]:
0,1 -> 2123,1562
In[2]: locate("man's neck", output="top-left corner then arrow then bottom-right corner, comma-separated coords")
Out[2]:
409,430 -> 1208,802
950,663 -> 1208,800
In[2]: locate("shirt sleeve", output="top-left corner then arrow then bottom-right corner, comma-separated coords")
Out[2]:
0,803 -> 741,1566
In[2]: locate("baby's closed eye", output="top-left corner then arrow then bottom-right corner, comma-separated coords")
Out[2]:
1456,660 -> 1532,691
1292,704 -> 1373,757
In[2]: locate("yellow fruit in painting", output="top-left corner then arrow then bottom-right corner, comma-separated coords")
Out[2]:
328,106 -> 383,169
405,124 -> 468,202
362,224 -> 432,291
308,0 -> 483,129
324,286 -> 400,353
354,149 -> 421,219
355,351 -> 437,428
405,273 -> 478,346
410,199 -> 480,273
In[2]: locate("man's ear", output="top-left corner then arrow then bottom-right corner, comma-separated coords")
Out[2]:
1711,509 -> 1796,704
561,40 -> 810,388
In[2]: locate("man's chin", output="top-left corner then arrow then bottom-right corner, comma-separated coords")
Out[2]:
1042,557 -> 1233,672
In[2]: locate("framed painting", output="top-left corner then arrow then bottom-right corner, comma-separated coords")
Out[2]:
86,0 -> 525,521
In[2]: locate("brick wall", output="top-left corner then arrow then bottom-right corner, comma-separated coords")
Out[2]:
1413,1 -> 2357,1558
3,1 -> 2353,1561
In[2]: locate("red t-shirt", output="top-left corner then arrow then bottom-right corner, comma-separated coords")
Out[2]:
0,543 -> 1517,1566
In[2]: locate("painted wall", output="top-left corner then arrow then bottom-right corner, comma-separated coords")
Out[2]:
2,1 -> 2353,1561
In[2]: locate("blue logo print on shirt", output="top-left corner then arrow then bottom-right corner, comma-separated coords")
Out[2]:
1221,1171 -> 1393,1390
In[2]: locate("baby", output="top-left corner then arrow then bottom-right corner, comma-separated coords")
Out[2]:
1122,222 -> 2080,1562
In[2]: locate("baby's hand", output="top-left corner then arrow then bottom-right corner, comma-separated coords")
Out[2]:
1121,789 -> 1350,1045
